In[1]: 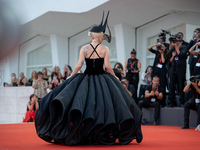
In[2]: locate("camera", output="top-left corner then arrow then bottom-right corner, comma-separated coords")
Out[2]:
128,68 -> 136,73
157,44 -> 163,50
117,65 -> 121,69
190,75 -> 200,83
121,81 -> 127,87
157,29 -> 170,50
169,34 -> 182,43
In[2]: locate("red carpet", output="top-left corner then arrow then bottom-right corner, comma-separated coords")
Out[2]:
0,123 -> 199,150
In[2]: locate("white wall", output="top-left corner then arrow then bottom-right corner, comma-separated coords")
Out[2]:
114,24 -> 135,65
0,87 -> 34,123
0,47 -> 19,86
19,35 -> 50,76
50,34 -> 68,70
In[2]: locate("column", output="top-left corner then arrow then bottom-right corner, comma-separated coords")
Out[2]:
50,34 -> 68,70
114,24 -> 135,65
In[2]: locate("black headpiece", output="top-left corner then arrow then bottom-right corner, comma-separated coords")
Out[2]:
90,11 -> 111,43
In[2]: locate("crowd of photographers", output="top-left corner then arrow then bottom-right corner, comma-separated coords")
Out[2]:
114,28 -> 200,130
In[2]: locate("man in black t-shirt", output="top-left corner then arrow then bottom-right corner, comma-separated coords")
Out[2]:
182,79 -> 200,130
138,76 -> 163,125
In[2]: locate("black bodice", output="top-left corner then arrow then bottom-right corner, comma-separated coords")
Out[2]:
84,58 -> 105,75
84,44 -> 105,75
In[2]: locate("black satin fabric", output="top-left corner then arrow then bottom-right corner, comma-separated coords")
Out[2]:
35,73 -> 142,145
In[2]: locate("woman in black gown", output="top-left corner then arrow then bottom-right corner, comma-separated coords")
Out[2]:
34,11 -> 143,145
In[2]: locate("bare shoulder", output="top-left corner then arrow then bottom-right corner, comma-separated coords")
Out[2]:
81,44 -> 91,57
81,44 -> 90,51
98,45 -> 109,53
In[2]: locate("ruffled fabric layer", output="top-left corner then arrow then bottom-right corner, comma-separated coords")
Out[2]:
35,73 -> 142,145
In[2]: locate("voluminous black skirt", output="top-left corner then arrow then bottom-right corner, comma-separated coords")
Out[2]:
34,73 -> 142,145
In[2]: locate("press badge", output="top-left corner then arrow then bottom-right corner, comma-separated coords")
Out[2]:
196,63 -> 200,67
175,57 -> 179,61
157,64 -> 163,68
151,98 -> 156,102
195,99 -> 200,103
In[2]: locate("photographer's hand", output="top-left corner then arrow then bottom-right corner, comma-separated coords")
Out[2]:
147,43 -> 157,50
150,91 -> 155,96
170,52 -> 176,63
191,81 -> 200,94
196,42 -> 200,46
191,81 -> 198,87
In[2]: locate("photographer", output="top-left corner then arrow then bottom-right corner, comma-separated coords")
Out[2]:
177,32 -> 188,47
125,49 -> 141,101
121,77 -> 135,100
168,35 -> 187,107
182,77 -> 200,131
49,72 -> 62,90
139,66 -> 152,100
42,67 -> 52,83
189,42 -> 200,75
33,72 -> 48,99
138,76 -> 163,125
147,42 -> 169,107
113,62 -> 124,81
23,94 -> 39,122
186,28 -> 200,76
121,81 -> 133,97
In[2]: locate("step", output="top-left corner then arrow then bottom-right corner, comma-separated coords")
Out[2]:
142,107 -> 198,127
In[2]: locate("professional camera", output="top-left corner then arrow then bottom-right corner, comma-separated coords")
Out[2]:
156,43 -> 163,50
157,29 -> 171,50
189,75 -> 200,83
169,33 -> 183,43
117,65 -> 121,69
128,67 -> 136,73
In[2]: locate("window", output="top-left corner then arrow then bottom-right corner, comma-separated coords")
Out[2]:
27,44 -> 53,79
146,35 -> 158,66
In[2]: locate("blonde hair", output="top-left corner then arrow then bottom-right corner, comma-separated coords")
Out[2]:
88,31 -> 103,40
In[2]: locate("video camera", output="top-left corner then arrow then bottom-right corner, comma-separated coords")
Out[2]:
190,75 -> 200,83
169,33 -> 183,43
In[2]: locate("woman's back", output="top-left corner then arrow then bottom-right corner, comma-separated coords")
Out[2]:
84,44 -> 106,75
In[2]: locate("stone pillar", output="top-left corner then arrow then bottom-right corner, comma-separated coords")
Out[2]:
50,34 -> 68,70
114,24 -> 135,65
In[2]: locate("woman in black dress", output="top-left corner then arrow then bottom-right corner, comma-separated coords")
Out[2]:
35,11 -> 143,145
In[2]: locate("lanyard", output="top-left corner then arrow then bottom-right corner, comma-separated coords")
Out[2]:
159,57 -> 162,63
54,83 -> 57,88
130,60 -> 136,68
152,85 -> 158,91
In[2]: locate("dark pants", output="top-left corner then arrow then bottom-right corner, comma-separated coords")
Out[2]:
169,67 -> 186,106
126,73 -> 139,102
138,99 -> 160,121
138,84 -> 147,99
189,60 -> 197,76
184,99 -> 200,126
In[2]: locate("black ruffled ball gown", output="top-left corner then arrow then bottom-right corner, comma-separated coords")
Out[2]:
34,45 -> 143,145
